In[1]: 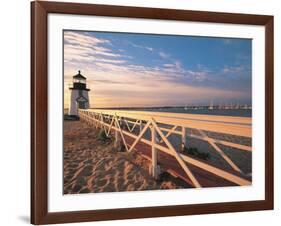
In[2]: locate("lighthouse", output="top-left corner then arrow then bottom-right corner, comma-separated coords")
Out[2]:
68,70 -> 90,116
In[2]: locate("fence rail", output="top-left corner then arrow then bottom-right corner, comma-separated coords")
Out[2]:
78,109 -> 252,188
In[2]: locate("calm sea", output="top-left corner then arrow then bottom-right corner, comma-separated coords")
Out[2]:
138,108 -> 252,117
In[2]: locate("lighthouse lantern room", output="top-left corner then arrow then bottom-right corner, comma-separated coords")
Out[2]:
68,70 -> 90,116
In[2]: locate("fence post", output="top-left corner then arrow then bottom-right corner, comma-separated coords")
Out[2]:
181,126 -> 186,151
114,118 -> 122,151
150,124 -> 160,179
139,120 -> 143,134
100,114 -> 103,129
94,113 -> 98,129
90,112 -> 94,127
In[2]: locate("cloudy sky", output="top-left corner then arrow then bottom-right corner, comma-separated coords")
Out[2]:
64,30 -> 252,108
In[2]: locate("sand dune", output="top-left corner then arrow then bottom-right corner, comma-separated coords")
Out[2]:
64,121 -> 185,194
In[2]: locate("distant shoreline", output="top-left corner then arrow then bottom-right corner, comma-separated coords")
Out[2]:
64,107 -> 252,117
65,105 -> 252,110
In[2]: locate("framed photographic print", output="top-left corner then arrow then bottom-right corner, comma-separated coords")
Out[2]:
31,1 -> 274,225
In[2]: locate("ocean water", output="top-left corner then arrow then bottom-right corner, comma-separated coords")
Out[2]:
137,108 -> 252,117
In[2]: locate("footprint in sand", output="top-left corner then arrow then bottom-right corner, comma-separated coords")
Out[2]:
71,184 -> 82,193
76,177 -> 87,186
95,178 -> 107,187
80,188 -> 90,193
102,185 -> 115,193
77,165 -> 93,177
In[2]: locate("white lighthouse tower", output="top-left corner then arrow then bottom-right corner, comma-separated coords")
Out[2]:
68,70 -> 90,116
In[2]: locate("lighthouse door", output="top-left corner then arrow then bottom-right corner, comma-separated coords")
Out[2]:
78,101 -> 86,109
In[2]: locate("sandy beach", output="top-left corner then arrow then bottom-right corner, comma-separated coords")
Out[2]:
64,114 -> 252,194
64,121 -> 187,194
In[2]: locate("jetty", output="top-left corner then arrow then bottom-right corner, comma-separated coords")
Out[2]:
79,109 -> 252,188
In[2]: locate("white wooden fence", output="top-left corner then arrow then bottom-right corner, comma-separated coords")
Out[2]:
78,109 -> 252,188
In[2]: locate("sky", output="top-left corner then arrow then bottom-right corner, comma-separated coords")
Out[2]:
64,30 -> 252,108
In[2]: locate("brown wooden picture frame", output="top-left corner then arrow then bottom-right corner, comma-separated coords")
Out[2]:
31,1 -> 274,225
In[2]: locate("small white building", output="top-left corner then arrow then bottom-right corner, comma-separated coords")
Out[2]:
68,70 -> 90,116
